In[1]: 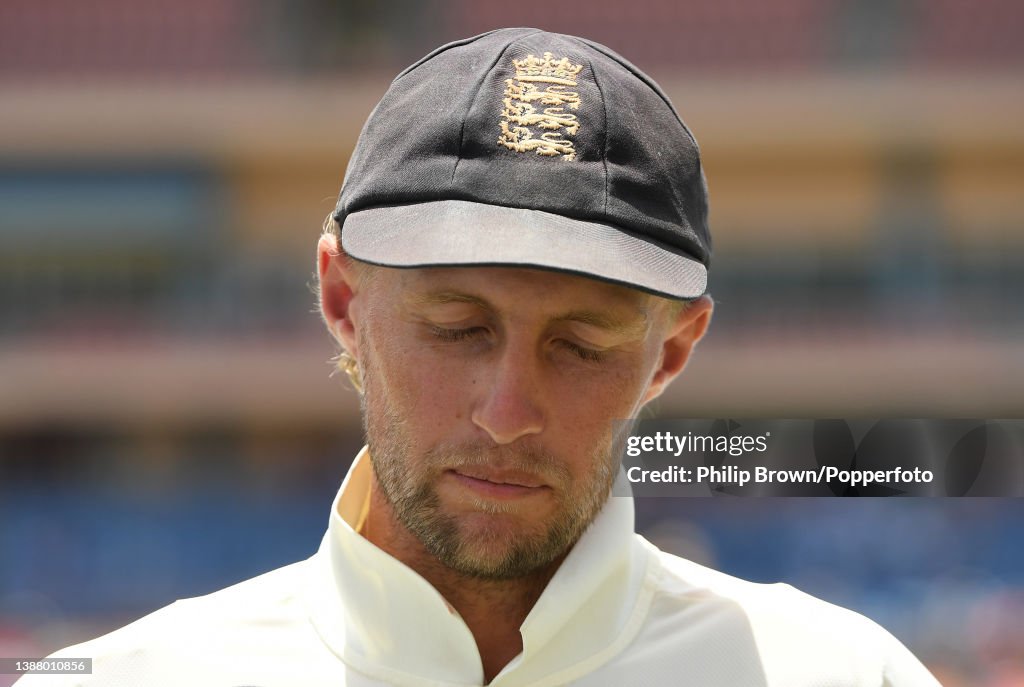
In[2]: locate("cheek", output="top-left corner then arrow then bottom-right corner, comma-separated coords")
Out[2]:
543,364 -> 650,459
564,355 -> 650,409
367,329 -> 473,427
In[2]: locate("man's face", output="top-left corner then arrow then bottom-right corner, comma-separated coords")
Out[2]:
350,265 -> 676,580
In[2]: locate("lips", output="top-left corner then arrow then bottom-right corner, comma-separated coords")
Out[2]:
449,466 -> 547,489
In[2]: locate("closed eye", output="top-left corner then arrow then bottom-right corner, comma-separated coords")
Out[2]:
430,326 -> 486,342
560,340 -> 606,363
430,327 -> 606,363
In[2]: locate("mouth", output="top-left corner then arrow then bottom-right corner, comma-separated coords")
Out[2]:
446,468 -> 551,499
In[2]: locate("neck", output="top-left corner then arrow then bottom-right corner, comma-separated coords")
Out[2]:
360,480 -> 565,683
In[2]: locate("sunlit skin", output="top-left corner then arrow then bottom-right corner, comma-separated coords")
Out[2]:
318,233 -> 712,682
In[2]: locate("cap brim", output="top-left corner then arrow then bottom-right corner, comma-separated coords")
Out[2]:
340,200 -> 707,300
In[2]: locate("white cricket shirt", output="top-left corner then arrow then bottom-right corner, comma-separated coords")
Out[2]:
19,448 -> 940,686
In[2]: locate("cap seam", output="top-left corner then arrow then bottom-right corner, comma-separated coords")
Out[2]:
586,54 -> 611,219
451,33 -> 533,184
575,44 -> 690,232
575,38 -> 700,153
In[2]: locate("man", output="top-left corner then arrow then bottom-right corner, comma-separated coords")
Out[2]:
19,28 -> 939,686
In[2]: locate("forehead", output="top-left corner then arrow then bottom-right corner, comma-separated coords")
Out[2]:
371,264 -> 657,321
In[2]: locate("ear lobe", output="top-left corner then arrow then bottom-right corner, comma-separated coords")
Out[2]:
642,296 -> 713,405
318,234 -> 360,355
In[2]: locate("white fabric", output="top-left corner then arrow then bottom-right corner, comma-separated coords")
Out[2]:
19,448 -> 940,686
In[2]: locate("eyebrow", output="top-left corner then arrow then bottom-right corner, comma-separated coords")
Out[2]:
555,309 -> 650,337
408,291 -> 650,337
408,291 -> 490,308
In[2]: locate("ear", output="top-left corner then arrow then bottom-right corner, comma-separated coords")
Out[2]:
317,233 -> 361,356
641,295 -> 713,405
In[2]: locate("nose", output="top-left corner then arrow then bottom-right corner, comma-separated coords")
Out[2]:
471,340 -> 545,445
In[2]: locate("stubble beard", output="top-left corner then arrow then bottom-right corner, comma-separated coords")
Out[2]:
360,356 -> 616,581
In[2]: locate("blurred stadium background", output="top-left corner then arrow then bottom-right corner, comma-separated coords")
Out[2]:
1,1 -> 1022,685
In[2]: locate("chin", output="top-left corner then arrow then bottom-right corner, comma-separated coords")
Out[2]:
442,514 -> 570,579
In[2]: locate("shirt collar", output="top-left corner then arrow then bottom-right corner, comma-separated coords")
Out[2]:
303,447 -> 650,686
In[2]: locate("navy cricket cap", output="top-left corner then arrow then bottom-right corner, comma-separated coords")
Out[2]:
333,28 -> 711,300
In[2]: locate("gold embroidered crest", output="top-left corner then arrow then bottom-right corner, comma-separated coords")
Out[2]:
498,52 -> 584,161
